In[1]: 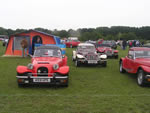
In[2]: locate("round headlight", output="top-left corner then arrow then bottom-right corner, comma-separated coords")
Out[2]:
53,64 -> 59,70
27,63 -> 33,69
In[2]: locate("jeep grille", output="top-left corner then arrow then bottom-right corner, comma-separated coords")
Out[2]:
106,50 -> 112,55
87,55 -> 97,60
37,67 -> 48,76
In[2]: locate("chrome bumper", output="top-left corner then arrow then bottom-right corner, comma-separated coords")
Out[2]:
16,76 -> 68,79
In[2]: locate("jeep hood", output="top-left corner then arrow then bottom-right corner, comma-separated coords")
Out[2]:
97,47 -> 111,52
33,57 -> 62,65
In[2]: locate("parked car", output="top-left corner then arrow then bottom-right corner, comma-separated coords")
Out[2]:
85,40 -> 97,46
96,44 -> 119,59
65,39 -> 80,48
102,40 -> 117,49
2,38 -> 9,46
119,47 -> 150,86
72,43 -> 107,67
16,45 -> 69,87
142,43 -> 150,48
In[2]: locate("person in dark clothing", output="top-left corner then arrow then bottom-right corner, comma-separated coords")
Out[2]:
133,40 -> 136,47
122,40 -> 127,50
32,36 -> 42,55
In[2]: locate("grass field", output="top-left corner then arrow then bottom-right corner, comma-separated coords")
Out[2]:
0,42 -> 150,113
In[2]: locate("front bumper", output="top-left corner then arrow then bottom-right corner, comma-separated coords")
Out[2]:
77,59 -> 106,65
16,73 -> 68,86
106,53 -> 118,57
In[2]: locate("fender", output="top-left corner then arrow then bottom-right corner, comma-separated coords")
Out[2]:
62,56 -> 68,66
120,57 -> 126,69
55,66 -> 69,75
120,57 -> 125,62
73,50 -> 77,59
97,48 -> 104,53
139,65 -> 150,73
16,66 -> 33,74
114,50 -> 118,53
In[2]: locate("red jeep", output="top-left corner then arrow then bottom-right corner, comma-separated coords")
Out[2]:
120,47 -> 150,86
16,45 -> 69,87
96,44 -> 118,59
65,39 -> 80,48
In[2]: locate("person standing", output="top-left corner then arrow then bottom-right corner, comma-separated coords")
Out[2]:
21,39 -> 28,57
129,41 -> 132,48
122,40 -> 127,50
32,36 -> 42,55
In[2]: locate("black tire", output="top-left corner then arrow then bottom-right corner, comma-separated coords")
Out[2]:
137,69 -> 146,86
64,80 -> 69,87
102,61 -> 107,67
3,43 -> 5,46
72,55 -> 75,61
18,83 -> 26,87
119,61 -> 126,73
62,79 -> 69,87
115,55 -> 118,59
75,59 -> 80,67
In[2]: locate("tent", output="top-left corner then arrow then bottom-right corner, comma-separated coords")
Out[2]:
5,30 -> 65,56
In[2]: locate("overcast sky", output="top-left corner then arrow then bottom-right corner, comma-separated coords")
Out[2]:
0,0 -> 150,30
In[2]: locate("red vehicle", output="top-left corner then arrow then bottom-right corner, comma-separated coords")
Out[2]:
65,39 -> 80,48
16,45 -> 69,87
120,47 -> 150,86
96,44 -> 118,59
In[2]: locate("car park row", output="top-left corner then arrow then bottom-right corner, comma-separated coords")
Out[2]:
15,41 -> 150,87
1,34 -> 150,87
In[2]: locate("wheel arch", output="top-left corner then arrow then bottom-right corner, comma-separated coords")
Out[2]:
137,67 -> 143,74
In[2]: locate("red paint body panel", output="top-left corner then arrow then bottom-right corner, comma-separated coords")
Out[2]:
55,66 -> 69,75
96,46 -> 118,57
65,41 -> 80,47
17,66 -> 33,73
97,47 -> 112,53
121,47 -> 150,74
17,56 -> 69,76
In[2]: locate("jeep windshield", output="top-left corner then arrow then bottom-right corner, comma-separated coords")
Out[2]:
78,46 -> 96,52
97,44 -> 111,47
135,51 -> 150,58
34,48 -> 62,57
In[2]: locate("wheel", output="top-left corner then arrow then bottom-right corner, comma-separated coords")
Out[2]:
102,61 -> 107,67
70,44 -> 73,48
3,43 -> 5,46
137,69 -> 146,86
75,59 -> 80,67
72,55 -> 75,61
115,55 -> 118,59
18,83 -> 26,87
64,80 -> 69,87
119,61 -> 126,73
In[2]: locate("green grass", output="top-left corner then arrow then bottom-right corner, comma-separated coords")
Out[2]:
0,42 -> 150,113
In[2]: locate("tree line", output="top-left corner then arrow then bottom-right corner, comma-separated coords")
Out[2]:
0,26 -> 150,41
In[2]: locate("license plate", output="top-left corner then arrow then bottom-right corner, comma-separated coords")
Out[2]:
33,78 -> 50,83
88,60 -> 97,64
